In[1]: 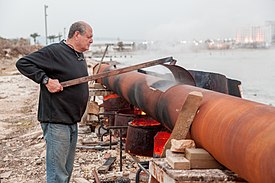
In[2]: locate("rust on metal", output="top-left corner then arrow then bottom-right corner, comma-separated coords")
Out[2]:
96,63 -> 275,183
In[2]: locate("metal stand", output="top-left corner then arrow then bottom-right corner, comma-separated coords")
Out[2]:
96,111 -> 116,141
107,126 -> 128,171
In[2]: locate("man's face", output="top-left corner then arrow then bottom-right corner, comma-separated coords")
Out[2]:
76,26 -> 93,52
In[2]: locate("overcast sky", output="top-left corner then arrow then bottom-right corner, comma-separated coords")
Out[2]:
0,0 -> 274,42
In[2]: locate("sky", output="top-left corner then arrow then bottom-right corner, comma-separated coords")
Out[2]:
0,0 -> 275,43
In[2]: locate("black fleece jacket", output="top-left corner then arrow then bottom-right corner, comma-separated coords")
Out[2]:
16,40 -> 89,124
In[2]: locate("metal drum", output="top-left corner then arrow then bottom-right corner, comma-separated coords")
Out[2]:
125,118 -> 161,157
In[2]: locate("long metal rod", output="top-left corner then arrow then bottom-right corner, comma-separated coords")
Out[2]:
94,44 -> 109,75
119,129 -> 123,172
60,57 -> 173,87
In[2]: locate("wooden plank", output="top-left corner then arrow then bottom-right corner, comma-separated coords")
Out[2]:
166,156 -> 190,170
61,57 -> 173,87
190,159 -> 222,169
185,148 -> 222,169
161,91 -> 203,157
97,157 -> 116,174
149,158 -> 244,182
185,148 -> 214,160
166,149 -> 185,158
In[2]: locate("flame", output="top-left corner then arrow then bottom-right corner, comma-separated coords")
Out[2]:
103,93 -> 119,101
134,107 -> 146,115
130,118 -> 160,126
141,111 -> 146,115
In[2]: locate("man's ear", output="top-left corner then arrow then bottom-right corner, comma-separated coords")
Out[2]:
74,31 -> 80,40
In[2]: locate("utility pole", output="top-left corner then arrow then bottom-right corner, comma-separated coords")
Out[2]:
64,27 -> 66,39
44,5 -> 48,45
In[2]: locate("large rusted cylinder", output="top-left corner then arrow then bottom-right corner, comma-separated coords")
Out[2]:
97,64 -> 275,183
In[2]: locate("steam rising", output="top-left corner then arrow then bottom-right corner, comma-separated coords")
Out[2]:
142,65 -> 179,92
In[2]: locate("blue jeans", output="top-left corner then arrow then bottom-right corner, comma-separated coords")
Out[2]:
41,123 -> 78,183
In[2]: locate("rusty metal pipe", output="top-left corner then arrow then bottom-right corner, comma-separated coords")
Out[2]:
96,64 -> 275,183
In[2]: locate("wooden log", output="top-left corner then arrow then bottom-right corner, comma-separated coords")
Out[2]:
61,57 -> 173,87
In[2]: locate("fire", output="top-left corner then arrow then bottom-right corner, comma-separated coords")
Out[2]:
153,131 -> 171,157
133,107 -> 146,115
130,118 -> 160,126
103,93 -> 119,101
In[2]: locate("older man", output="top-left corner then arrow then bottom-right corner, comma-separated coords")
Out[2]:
16,21 -> 93,183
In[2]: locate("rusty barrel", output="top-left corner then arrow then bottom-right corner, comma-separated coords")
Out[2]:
125,118 -> 161,157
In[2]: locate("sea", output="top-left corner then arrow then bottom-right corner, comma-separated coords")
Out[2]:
92,46 -> 275,106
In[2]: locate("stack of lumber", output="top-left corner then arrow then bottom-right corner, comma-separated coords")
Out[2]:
166,145 -> 222,170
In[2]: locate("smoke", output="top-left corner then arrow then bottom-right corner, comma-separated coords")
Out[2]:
142,65 -> 179,92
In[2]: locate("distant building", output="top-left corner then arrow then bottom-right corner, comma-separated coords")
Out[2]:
235,23 -> 274,48
266,21 -> 275,44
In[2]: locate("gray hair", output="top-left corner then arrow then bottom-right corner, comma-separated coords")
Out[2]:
68,21 -> 87,38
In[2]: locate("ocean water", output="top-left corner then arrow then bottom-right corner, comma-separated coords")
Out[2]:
99,47 -> 275,106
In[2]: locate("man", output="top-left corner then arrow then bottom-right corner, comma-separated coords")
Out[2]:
16,21 -> 93,183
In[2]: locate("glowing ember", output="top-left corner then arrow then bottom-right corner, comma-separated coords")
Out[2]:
133,107 -> 146,115
103,93 -> 119,101
130,118 -> 160,126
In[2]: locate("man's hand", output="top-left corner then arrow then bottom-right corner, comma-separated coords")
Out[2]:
45,78 -> 63,93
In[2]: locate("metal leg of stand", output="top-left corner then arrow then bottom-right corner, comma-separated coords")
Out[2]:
99,116 -> 109,141
119,128 -> 123,172
97,116 -> 103,140
135,168 -> 143,183
107,126 -> 128,172
100,130 -> 109,141
109,129 -> 112,150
